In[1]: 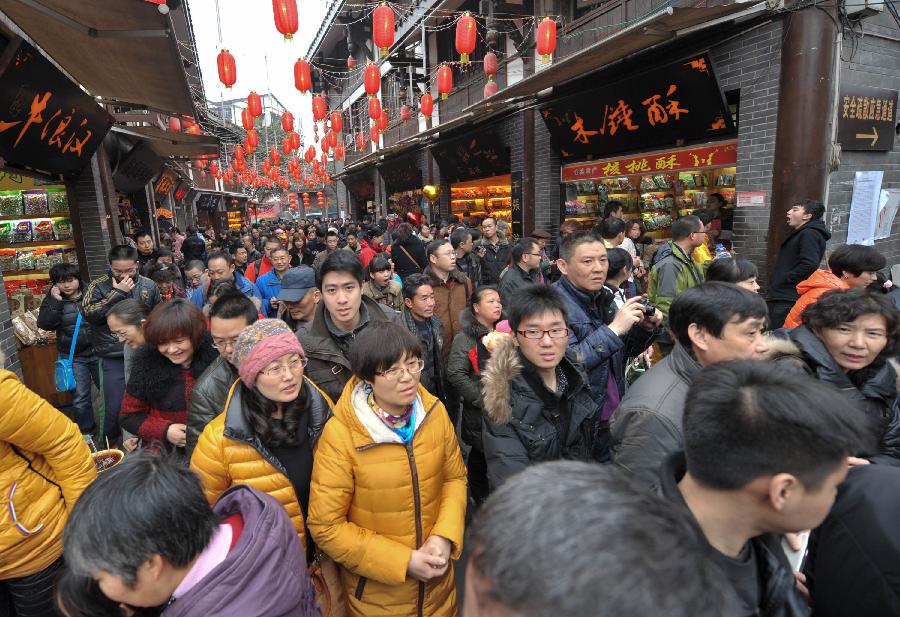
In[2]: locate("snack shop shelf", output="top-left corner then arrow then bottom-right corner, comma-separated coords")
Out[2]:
3,269 -> 51,276
1,240 -> 75,249
0,213 -> 70,221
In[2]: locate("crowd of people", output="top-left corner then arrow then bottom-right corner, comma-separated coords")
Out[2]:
2,201 -> 899,617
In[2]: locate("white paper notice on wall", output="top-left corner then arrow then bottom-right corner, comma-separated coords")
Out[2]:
846,171 -> 884,246
875,189 -> 900,241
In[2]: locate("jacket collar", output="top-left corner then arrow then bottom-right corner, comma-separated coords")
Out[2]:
424,265 -> 467,287
557,276 -> 613,317
667,343 -> 703,382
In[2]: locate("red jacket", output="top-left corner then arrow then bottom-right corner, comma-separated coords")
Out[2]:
244,255 -> 273,283
359,238 -> 383,270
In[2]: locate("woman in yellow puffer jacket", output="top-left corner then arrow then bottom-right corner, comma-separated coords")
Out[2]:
0,368 -> 96,616
190,319 -> 333,554
308,322 -> 467,617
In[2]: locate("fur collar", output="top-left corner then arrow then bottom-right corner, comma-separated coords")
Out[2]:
126,334 -> 218,400
481,335 -> 521,424
762,335 -> 802,362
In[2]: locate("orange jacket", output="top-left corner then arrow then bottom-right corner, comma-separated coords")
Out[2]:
784,270 -> 849,328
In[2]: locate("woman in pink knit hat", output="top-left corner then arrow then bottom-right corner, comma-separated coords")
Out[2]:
190,318 -> 334,557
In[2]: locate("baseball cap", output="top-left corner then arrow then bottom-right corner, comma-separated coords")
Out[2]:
277,266 -> 316,303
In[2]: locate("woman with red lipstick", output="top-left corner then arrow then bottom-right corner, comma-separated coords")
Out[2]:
769,288 -> 900,465
119,298 -> 217,454
191,319 -> 334,556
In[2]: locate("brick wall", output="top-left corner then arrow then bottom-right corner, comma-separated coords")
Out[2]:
0,281 -> 22,377
825,14 -> 900,270
72,155 -> 115,280
710,20 -> 783,284
533,110 -> 562,236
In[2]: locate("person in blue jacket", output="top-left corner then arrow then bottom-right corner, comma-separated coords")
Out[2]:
206,250 -> 261,310
255,246 -> 291,317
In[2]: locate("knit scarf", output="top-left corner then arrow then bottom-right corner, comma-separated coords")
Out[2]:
365,385 -> 417,444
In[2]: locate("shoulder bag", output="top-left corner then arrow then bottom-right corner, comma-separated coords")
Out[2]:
54,312 -> 82,392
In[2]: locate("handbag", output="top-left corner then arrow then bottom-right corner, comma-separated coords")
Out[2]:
398,245 -> 424,273
309,550 -> 347,617
54,312 -> 82,392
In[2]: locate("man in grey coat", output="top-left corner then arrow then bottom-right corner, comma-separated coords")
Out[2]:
610,283 -> 769,488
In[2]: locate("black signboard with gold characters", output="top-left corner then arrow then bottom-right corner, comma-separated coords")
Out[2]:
540,53 -> 735,160
0,37 -> 114,175
836,84 -> 897,152
379,154 -> 423,193
432,130 -> 510,183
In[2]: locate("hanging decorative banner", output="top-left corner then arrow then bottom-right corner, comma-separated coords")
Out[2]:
0,38 -> 114,175
541,53 -> 734,161
560,141 -> 737,182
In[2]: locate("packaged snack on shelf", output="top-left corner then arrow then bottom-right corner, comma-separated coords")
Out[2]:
47,249 -> 64,266
0,191 -> 22,216
0,248 -> 16,270
47,188 -> 69,214
639,176 -> 656,192
22,190 -> 48,215
16,250 -> 35,270
33,220 -> 55,242
34,249 -> 52,270
0,222 -> 11,245
52,218 -> 72,240
64,248 -> 79,266
653,175 -> 673,190
11,221 -> 32,243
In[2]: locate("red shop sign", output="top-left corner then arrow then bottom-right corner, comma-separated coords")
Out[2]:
561,141 -> 737,183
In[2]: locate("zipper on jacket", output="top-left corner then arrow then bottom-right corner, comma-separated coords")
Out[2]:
405,441 -> 425,617
354,576 -> 367,600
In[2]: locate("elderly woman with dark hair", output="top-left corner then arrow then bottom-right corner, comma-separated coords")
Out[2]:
119,298 -> 217,452
769,288 -> 900,465
308,321 -> 466,617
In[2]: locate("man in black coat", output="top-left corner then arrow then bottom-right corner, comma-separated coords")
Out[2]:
767,199 -> 830,329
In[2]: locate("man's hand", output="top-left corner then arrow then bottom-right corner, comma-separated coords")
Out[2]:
113,276 -> 135,294
609,297 -> 645,336
848,456 -> 871,467
640,306 -> 663,331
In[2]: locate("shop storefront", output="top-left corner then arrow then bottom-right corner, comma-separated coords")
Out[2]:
543,52 -> 737,242
380,153 -> 425,223
450,174 -> 512,226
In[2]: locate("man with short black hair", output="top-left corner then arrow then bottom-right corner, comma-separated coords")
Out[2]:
312,230 -> 341,272
187,293 -> 259,455
768,198 -> 830,329
648,215 -> 705,319
342,230 -> 361,256
451,227 -> 481,285
277,266 -> 320,330
134,230 -> 159,267
498,237 -> 542,307
182,225 -> 207,264
256,247 -> 292,317
611,282 -> 770,487
244,237 -> 283,283
241,233 -> 261,264
478,216 -> 511,285
401,273 -> 444,397
425,239 -> 472,367
230,242 -> 249,275
297,250 -> 401,401
82,245 -> 161,444
660,360 -> 871,617
603,200 -> 624,220
598,216 -> 626,249
465,461 -> 736,617
62,452 -> 313,616
206,251 -> 261,308
183,259 -> 208,309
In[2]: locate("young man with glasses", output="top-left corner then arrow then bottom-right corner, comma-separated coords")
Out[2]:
186,293 -> 259,457
82,245 -> 161,444
498,237 -> 543,307
480,285 -> 598,491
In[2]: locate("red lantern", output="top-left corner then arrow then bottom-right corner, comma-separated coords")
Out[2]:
400,104 -> 410,124
370,125 -> 380,144
437,65 -> 453,100
377,110 -> 388,131
217,49 -> 237,88
484,79 -> 499,98
168,117 -> 181,132
483,51 -> 498,77
247,91 -> 263,118
272,0 -> 298,40
305,145 -> 316,163
372,3 -> 395,57
185,123 -> 200,135
241,108 -> 253,131
334,144 -> 345,161
269,146 -> 279,160
327,130 -> 338,148
246,129 -> 259,148
364,63 -> 380,98
347,55 -> 357,69
356,132 -> 366,151
312,94 -> 327,122
330,111 -> 342,133
320,134 -> 330,153
536,17 -> 557,63
320,152 -> 328,167
455,12 -> 477,64
195,159 -> 207,171
420,92 -> 433,118
368,97 -> 381,121
282,139 -> 291,155
246,143 -> 255,157
234,144 -> 245,160
281,111 -> 294,133
294,58 -> 312,93
289,131 -> 301,150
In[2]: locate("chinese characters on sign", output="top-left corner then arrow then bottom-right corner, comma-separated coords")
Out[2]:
835,85 -> 898,152
560,142 -> 737,183
510,171 -> 523,241
154,170 -> 177,194
0,38 -> 113,174
432,131 -> 510,182
541,53 -> 734,160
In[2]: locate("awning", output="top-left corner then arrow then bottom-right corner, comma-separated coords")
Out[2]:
0,0 -> 196,115
111,125 -> 219,159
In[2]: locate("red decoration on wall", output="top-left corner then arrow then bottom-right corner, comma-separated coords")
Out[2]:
347,55 -> 357,69
217,49 -> 237,88
327,130 -> 338,148
272,0 -> 299,40
377,110 -> 388,131
334,144 -> 345,161
246,129 -> 259,148
437,64 -> 453,100
370,125 -> 380,144
312,94 -> 328,121
455,12 -> 476,64
168,117 -> 181,132
247,91 -> 263,118
241,108 -> 253,131
289,131 -> 301,150
281,111 -> 294,133
372,3 -> 395,57
356,131 -> 367,151
484,79 -> 499,98
536,17 -> 557,63
305,145 -> 316,163
400,104 -> 410,123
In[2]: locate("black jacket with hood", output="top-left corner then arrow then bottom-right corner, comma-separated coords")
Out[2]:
768,219 -> 830,302
390,234 -> 427,279
37,287 -> 93,356
445,310 -> 492,449
480,335 -> 597,491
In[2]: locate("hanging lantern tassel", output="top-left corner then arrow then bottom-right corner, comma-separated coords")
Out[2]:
536,17 -> 557,63
455,12 -> 476,64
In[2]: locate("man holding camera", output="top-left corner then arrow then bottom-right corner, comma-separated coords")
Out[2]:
555,231 -> 661,461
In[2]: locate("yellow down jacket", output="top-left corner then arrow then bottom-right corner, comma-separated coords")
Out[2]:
307,377 -> 467,617
190,377 -> 333,551
0,370 -> 96,579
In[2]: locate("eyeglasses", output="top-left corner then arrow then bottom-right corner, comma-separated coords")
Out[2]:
259,354 -> 308,378
111,267 -> 137,277
524,252 -> 543,258
376,359 -> 425,381
211,336 -> 239,351
517,327 -> 569,340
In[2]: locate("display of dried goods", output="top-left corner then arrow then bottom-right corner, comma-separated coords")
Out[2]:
64,248 -> 78,266
33,249 -> 52,270
16,250 -> 35,270
0,248 -> 16,270
47,249 -> 64,267
52,218 -> 73,240
11,221 -> 32,243
0,191 -> 21,216
22,190 -> 48,215
0,222 -> 11,245
47,189 -> 69,214
33,220 -> 55,242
